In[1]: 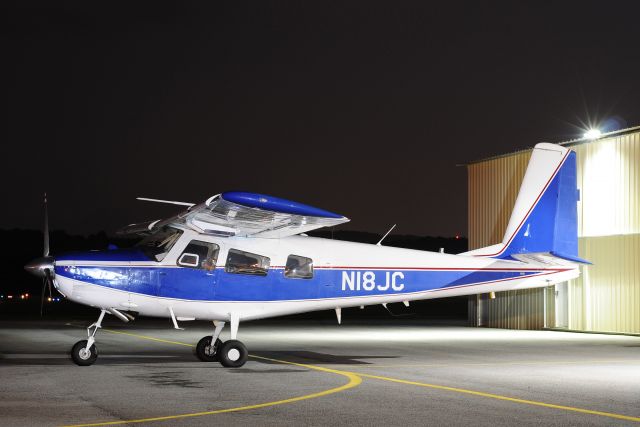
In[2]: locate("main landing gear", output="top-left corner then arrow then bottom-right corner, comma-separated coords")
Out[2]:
196,317 -> 248,368
71,309 -> 106,366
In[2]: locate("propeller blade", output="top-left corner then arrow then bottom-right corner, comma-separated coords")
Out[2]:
40,277 -> 47,317
45,269 -> 53,300
43,193 -> 50,257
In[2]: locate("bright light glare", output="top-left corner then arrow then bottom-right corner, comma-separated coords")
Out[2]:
584,128 -> 602,139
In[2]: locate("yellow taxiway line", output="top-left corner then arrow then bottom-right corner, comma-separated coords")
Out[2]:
62,329 -> 361,427
62,328 -> 640,426
358,372 -> 640,423
320,358 -> 637,369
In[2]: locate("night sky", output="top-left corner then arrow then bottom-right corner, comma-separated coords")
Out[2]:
3,1 -> 640,237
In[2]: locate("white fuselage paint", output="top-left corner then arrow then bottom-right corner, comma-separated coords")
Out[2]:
54,228 -> 579,323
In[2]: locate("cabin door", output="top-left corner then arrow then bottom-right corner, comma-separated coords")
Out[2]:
158,239 -> 220,300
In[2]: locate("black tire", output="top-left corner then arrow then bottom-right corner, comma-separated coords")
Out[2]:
196,336 -> 223,362
71,340 -> 98,366
218,340 -> 248,368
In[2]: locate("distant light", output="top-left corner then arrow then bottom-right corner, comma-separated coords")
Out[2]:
584,128 -> 602,139
455,234 -> 460,240
7,295 -> 13,299
47,297 -> 52,302
25,293 -> 29,298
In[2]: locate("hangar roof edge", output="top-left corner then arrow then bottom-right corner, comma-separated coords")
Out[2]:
463,125 -> 640,166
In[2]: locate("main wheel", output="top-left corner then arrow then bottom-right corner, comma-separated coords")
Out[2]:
218,340 -> 248,368
196,336 -> 223,362
71,340 -> 98,366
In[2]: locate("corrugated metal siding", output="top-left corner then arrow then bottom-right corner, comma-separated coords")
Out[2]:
468,152 -> 531,250
467,287 -> 556,329
567,235 -> 640,333
468,130 -> 640,333
484,289 -> 544,329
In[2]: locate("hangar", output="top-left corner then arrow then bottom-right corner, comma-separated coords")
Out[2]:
467,126 -> 640,334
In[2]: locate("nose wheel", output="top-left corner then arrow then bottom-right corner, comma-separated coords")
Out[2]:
71,340 -> 98,366
71,309 -> 106,366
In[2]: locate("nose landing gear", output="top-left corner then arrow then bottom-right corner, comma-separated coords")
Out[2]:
71,309 -> 106,366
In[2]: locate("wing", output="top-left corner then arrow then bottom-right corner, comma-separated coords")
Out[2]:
119,191 -> 349,238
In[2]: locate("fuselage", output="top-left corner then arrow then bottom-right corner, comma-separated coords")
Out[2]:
53,227 -> 579,322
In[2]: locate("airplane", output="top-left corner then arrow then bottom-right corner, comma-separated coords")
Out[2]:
24,142 -> 588,367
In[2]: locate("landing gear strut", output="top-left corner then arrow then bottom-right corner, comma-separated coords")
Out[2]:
196,320 -> 225,362
196,315 -> 248,368
71,309 -> 106,366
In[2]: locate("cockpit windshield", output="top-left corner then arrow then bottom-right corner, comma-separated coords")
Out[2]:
135,227 -> 183,261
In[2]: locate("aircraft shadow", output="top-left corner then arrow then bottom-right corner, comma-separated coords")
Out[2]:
0,353 -> 198,366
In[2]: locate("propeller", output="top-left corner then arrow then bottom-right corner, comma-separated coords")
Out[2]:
24,193 -> 56,316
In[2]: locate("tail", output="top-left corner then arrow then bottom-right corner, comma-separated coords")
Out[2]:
465,143 -> 589,264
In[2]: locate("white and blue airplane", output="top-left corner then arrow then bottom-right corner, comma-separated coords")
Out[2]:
25,143 -> 587,367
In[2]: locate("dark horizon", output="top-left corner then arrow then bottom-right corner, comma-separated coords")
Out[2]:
4,1 -> 640,237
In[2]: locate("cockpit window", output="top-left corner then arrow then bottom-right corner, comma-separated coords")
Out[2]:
285,255 -> 314,279
135,227 -> 183,261
225,249 -> 270,276
177,240 -> 220,270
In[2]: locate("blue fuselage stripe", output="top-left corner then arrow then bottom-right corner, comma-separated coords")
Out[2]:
55,265 -> 550,302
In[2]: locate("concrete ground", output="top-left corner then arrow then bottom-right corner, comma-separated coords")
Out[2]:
0,318 -> 639,426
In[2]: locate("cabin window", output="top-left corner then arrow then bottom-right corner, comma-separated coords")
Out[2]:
177,240 -> 219,270
225,249 -> 270,276
284,255 -> 314,279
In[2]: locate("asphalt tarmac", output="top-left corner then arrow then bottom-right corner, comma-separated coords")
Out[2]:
1,318 -> 639,426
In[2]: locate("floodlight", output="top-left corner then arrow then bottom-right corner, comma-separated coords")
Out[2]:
584,128 -> 601,139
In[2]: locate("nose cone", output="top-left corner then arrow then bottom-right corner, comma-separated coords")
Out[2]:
24,256 -> 55,277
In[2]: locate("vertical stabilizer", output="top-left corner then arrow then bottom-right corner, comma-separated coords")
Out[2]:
466,143 -> 588,263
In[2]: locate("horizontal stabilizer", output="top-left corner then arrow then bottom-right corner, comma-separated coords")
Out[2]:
549,251 -> 592,265
511,252 -> 590,267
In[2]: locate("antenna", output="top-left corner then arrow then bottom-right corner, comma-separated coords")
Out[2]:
376,224 -> 397,246
136,197 -> 195,207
